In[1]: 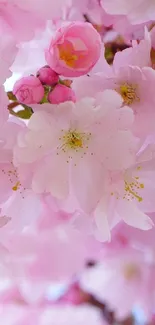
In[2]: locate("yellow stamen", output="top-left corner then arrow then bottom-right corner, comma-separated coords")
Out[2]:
123,263 -> 140,280
119,83 -> 139,105
63,131 -> 84,150
58,46 -> 78,68
57,129 -> 91,163
124,181 -> 143,202
12,181 -> 21,191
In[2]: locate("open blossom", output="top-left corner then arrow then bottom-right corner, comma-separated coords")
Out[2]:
45,22 -> 102,77
73,28 -> 151,99
0,117 -> 42,233
13,76 -> 44,104
99,66 -> 155,138
0,118 -> 26,205
102,0 -> 155,24
80,246 -> 152,320
73,32 -> 154,139
94,152 -> 155,242
14,90 -> 138,213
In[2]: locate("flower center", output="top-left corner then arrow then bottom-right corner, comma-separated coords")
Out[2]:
57,129 -> 92,164
119,83 -> 139,105
123,263 -> 140,280
110,168 -> 144,203
58,129 -> 91,152
65,131 -> 83,149
58,42 -> 78,68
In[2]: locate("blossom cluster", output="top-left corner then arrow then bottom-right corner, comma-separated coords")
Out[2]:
1,0 -> 155,323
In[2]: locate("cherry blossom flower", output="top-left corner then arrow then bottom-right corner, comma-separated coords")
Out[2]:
14,91 -> 137,213
73,30 -> 154,138
94,154 -> 155,241
45,21 -> 101,77
80,246 -> 152,320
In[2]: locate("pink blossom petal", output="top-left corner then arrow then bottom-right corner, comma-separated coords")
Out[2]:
94,198 -> 111,242
0,190 -> 42,232
96,89 -> 123,111
71,157 -> 103,213
113,28 -> 151,69
117,200 -> 154,230
32,155 -> 69,199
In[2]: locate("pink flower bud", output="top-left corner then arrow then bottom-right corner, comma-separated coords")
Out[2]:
13,76 -> 45,104
48,84 -> 76,104
45,21 -> 101,77
37,66 -> 59,86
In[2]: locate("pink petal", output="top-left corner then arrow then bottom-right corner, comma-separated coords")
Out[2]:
117,200 -> 154,230
94,198 -> 111,242
71,157 -> 103,213
0,190 -> 42,232
32,155 -> 69,199
96,89 -> 123,111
